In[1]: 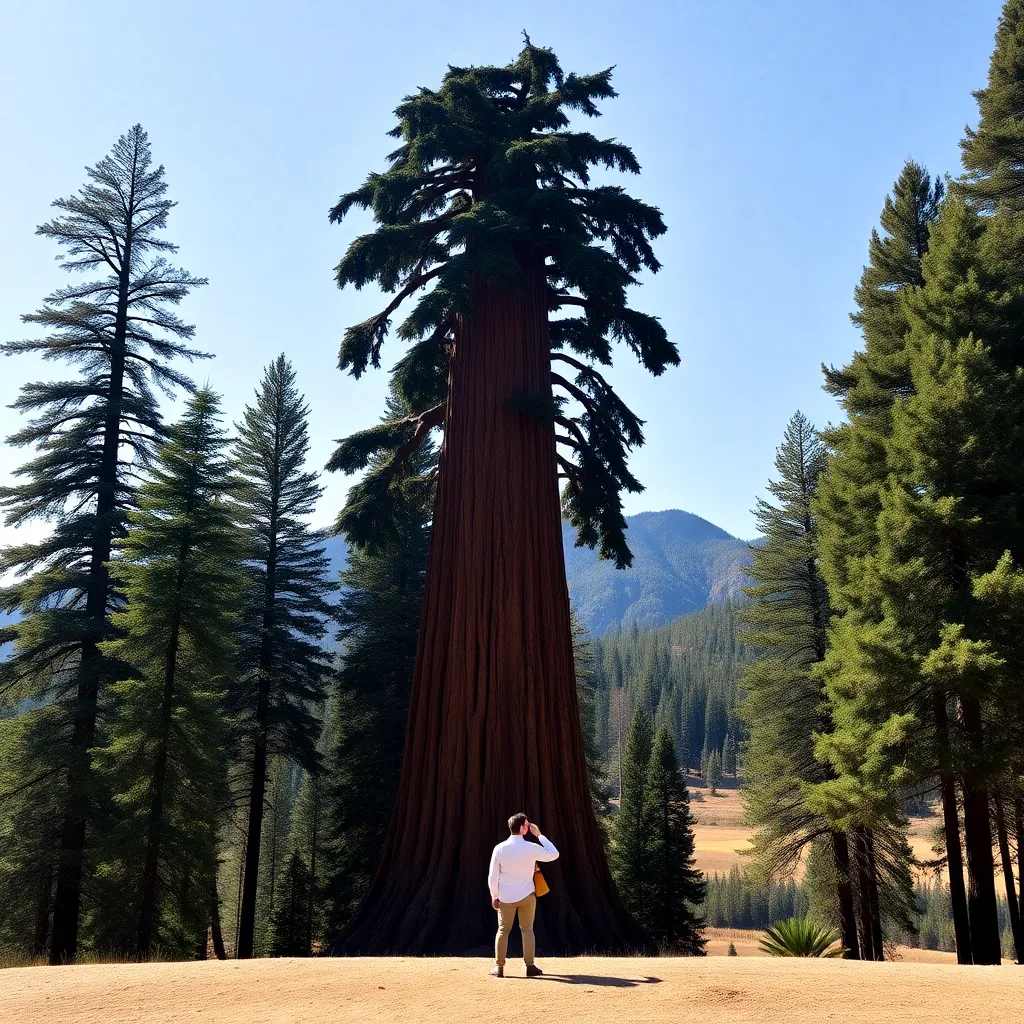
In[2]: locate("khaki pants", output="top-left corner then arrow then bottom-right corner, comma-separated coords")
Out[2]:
494,893 -> 537,966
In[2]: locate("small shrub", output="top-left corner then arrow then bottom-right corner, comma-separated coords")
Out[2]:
727,942 -> 737,956
759,917 -> 845,958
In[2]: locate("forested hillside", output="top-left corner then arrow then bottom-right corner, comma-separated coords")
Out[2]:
589,602 -> 752,778
564,510 -> 752,633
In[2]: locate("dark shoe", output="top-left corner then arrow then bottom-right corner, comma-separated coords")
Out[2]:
525,964 -> 543,978
490,965 -> 504,977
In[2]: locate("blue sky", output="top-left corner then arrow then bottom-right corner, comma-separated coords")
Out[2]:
0,0 -> 1005,544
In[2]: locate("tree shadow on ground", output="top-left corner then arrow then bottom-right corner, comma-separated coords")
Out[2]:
508,974 -> 663,988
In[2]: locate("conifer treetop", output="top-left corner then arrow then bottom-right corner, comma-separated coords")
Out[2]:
327,39 -> 678,567
962,0 -> 1024,209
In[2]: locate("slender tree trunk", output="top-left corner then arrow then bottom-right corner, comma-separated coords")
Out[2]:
616,687 -> 624,803
237,736 -> 268,959
994,793 -> 1022,963
234,817 -> 247,955
853,828 -> 876,962
1016,795 -> 1024,925
136,608 -> 182,957
210,879 -> 227,960
864,829 -> 884,960
959,697 -> 1001,965
934,693 -> 973,963
32,855 -> 55,957
332,268 -> 647,954
237,501 -> 278,959
307,791 -> 318,956
831,831 -> 860,960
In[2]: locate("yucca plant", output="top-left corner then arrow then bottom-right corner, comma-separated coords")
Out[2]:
759,918 -> 846,958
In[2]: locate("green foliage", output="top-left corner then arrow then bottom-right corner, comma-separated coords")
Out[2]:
572,609 -> 611,822
232,354 -> 336,776
609,705 -> 654,924
703,749 -> 722,796
252,760 -> 302,954
642,727 -> 706,953
0,126 -> 206,960
811,163 -> 978,957
759,917 -> 845,958
327,38 -> 677,568
815,106 -> 1024,960
962,1 -> 1024,211
595,603 -> 752,779
0,710 -> 63,956
739,412 -> 848,884
267,851 -> 313,957
722,733 -> 737,776
282,764 -> 330,952
609,712 -> 705,952
813,190 -> 1024,824
818,160 -> 943,607
229,355 -> 336,959
323,396 -> 433,934
727,941 -> 737,956
91,390 -> 242,957
704,866 -> 809,931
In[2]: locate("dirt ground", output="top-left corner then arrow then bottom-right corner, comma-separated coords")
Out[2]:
4,955 -> 1022,1024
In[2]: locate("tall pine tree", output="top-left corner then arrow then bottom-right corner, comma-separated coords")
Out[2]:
814,160 -> 957,959
814,192 -> 1024,964
91,390 -> 240,959
231,355 -> 336,960
740,411 -> 863,958
0,126 -> 206,963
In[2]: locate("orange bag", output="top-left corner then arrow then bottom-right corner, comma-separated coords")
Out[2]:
534,864 -> 550,897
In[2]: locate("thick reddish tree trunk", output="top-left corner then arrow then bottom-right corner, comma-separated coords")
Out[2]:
332,268 -> 647,954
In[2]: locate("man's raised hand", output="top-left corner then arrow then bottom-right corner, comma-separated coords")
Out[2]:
528,822 -> 540,837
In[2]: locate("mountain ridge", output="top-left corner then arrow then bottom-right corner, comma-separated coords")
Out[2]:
0,509 -> 751,643
563,509 -> 753,634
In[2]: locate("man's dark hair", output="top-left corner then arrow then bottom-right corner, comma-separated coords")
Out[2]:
508,812 -> 528,834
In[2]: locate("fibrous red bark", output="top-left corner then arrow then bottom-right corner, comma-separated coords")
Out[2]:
332,267 -> 646,954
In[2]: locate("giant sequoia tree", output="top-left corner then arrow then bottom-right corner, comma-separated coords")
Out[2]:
0,126 -> 206,963
326,40 -> 676,953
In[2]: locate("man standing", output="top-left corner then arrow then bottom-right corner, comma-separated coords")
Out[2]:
487,813 -> 560,977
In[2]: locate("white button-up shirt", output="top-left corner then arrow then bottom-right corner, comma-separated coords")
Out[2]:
487,833 -> 560,904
